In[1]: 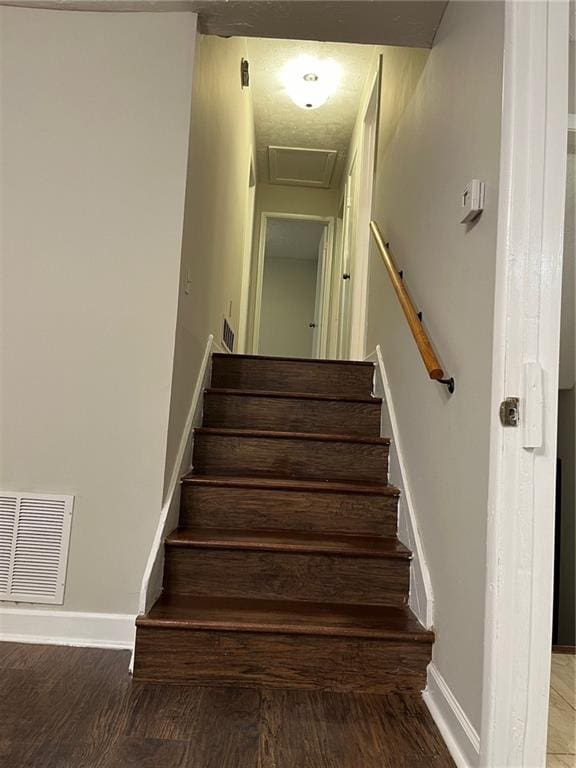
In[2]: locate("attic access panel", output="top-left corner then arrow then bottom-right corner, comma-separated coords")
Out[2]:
268,146 -> 338,188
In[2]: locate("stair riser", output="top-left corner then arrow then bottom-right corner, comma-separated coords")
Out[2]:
211,357 -> 374,398
164,548 -> 408,607
133,628 -> 429,693
203,394 -> 381,436
193,434 -> 389,484
180,485 -> 398,536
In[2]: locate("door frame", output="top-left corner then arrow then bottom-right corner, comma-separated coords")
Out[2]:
336,152 -> 358,359
237,154 -> 257,353
479,2 -> 569,766
327,213 -> 345,359
312,226 -> 329,358
251,211 -> 335,357
348,65 -> 380,361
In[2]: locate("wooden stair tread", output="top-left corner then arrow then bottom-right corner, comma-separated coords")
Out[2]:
204,387 -> 382,404
181,474 -> 400,496
134,351 -> 433,692
137,594 -> 433,643
212,353 -> 374,368
195,427 -> 390,446
165,527 -> 411,559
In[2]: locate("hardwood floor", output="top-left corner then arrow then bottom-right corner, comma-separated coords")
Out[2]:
0,642 -> 455,768
547,652 -> 576,767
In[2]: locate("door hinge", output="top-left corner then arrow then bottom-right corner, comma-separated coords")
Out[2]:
500,397 -> 520,427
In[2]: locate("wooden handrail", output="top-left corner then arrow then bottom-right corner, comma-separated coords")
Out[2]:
369,221 -> 454,393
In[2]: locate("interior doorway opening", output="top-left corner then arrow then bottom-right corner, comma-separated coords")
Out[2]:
254,214 -> 333,358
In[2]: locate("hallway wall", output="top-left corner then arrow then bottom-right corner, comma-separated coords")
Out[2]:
0,7 -> 196,615
165,34 -> 256,492
365,0 -> 504,736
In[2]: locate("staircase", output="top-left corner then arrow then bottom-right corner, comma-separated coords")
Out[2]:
133,353 -> 433,692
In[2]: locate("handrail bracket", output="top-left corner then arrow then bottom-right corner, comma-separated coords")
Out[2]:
438,377 -> 455,394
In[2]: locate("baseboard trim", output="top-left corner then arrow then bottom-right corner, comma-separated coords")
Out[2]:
366,346 -> 434,628
552,644 -> 576,654
0,606 -> 136,649
424,663 -> 480,768
138,333 -> 215,616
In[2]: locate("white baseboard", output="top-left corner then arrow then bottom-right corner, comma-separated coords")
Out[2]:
366,346 -> 434,628
424,663 -> 480,768
138,334 -> 216,616
0,606 -> 136,650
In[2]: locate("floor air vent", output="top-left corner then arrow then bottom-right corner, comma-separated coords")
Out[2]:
0,493 -> 74,604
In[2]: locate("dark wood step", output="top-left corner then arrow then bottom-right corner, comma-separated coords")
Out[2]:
192,428 -> 390,484
163,529 -> 409,607
211,354 -> 375,398
134,596 -> 432,692
135,351 -> 433,693
203,388 -> 382,436
166,527 -> 410,559
180,475 -> 399,536
137,594 -> 433,642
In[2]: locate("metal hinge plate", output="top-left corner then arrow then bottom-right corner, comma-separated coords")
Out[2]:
500,397 -> 520,427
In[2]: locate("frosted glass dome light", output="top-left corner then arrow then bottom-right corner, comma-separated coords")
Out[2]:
281,55 -> 342,110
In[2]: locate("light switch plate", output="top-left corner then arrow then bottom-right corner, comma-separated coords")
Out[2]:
461,179 -> 485,223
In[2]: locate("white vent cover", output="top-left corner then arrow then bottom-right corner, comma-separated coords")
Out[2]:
268,146 -> 337,188
0,493 -> 73,604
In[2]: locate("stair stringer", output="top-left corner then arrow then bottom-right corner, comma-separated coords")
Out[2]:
367,345 -> 434,629
136,334 -> 218,623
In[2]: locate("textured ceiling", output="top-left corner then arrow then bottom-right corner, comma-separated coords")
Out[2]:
1,0 -> 447,46
265,218 -> 326,260
193,1 -> 448,48
248,37 -> 375,188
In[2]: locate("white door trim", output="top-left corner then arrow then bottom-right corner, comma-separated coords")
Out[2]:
349,66 -> 379,361
480,2 -> 569,766
337,155 -> 357,358
312,227 -> 329,358
252,211 -> 335,357
237,154 -> 256,353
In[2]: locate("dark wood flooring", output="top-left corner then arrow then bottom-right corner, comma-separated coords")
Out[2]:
0,642 -> 455,768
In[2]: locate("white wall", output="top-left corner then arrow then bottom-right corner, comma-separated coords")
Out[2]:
365,1 -> 504,733
339,47 -> 429,359
259,258 -> 318,357
165,34 -> 256,490
0,8 -> 196,615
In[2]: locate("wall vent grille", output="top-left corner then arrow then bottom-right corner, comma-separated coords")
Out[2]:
222,317 -> 235,353
0,493 -> 73,604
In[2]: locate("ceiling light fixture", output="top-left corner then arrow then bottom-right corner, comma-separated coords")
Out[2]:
281,55 -> 342,110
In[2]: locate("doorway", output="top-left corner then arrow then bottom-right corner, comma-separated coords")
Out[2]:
254,213 -> 334,358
